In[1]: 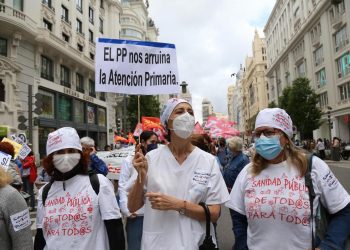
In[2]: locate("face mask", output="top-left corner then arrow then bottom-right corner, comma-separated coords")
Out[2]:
146,143 -> 158,152
171,112 -> 195,139
53,153 -> 81,173
255,135 -> 283,160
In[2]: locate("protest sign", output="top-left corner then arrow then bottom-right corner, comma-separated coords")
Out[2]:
95,38 -> 180,95
0,151 -> 12,170
1,138 -> 22,158
18,144 -> 32,160
10,209 -> 31,232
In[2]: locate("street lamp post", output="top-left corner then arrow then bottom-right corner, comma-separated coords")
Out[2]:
327,106 -> 333,143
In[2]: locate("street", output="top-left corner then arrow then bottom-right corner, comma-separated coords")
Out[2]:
29,160 -> 350,248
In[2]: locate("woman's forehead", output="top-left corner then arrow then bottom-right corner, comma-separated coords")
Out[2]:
173,102 -> 192,111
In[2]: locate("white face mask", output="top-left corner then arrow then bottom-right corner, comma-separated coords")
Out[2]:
171,112 -> 195,139
53,153 -> 81,173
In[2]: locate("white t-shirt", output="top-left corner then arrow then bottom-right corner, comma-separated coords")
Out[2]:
226,156 -> 350,250
118,154 -> 144,216
142,146 -> 229,250
36,174 -> 121,250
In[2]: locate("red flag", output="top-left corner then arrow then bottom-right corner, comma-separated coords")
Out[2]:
133,123 -> 143,136
193,122 -> 205,134
142,117 -> 162,130
128,133 -> 136,144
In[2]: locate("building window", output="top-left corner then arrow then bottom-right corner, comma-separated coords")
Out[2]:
74,99 -> 85,123
249,84 -> 254,105
58,95 -> 72,121
120,28 -> 143,39
43,18 -> 52,31
89,53 -> 94,60
316,68 -> 326,88
76,0 -> 82,13
89,79 -> 96,97
60,65 -> 70,87
87,105 -> 96,124
334,25 -> 349,52
100,0 -> 104,9
41,55 -> 54,81
318,92 -> 328,109
13,0 -> 23,11
62,33 -> 69,42
77,43 -> 83,52
98,107 -> 106,126
38,89 -> 55,119
0,79 -> 4,102
61,5 -> 69,22
42,0 -> 52,8
336,52 -> 350,78
314,46 -> 324,66
89,29 -> 94,43
0,38 -> 7,57
89,7 -> 94,24
99,92 -> 106,101
99,18 -> 103,34
76,73 -> 84,93
296,61 -> 306,77
76,19 -> 82,33
338,82 -> 350,101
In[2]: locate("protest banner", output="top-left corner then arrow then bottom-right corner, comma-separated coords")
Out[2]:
95,38 -> 180,95
18,144 -> 32,160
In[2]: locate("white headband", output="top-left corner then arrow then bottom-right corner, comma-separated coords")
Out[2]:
255,108 -> 293,138
160,98 -> 190,127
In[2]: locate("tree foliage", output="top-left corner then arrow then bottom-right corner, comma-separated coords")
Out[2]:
268,101 -> 277,108
277,77 -> 322,139
127,95 -> 160,131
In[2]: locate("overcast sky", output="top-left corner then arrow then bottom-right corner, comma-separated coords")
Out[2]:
147,0 -> 276,123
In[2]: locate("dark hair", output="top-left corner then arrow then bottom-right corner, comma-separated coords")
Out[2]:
140,130 -> 158,143
0,142 -> 15,158
104,144 -> 111,151
191,134 -> 212,153
139,131 -> 158,155
42,150 -> 90,176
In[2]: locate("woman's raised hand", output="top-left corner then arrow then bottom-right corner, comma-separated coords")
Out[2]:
132,144 -> 148,178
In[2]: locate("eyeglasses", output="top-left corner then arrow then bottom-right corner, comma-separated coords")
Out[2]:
254,129 -> 280,139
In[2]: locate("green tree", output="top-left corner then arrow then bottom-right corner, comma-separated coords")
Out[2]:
127,95 -> 160,131
268,101 -> 277,108
278,78 -> 322,139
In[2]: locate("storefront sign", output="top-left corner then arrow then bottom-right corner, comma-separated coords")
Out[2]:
63,87 -> 95,104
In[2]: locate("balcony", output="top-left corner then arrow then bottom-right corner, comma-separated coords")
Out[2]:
61,15 -> 71,26
331,9 -> 345,29
0,3 -> 37,34
41,1 -> 55,13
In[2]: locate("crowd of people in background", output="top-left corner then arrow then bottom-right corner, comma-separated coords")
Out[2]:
1,99 -> 350,249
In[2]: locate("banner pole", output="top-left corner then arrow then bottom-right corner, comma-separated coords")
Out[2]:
138,95 -> 141,144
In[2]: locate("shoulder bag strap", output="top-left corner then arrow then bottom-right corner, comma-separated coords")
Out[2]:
304,153 -> 315,250
199,202 -> 211,237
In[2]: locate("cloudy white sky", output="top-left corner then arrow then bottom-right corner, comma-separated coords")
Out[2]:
147,0 -> 276,123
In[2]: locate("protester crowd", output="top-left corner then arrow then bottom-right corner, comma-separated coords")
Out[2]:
0,98 -> 350,250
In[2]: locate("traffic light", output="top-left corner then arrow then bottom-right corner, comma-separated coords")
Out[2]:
18,115 -> 27,130
33,93 -> 43,115
116,118 -> 121,132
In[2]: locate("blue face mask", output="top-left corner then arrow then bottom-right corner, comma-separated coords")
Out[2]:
255,135 -> 283,160
146,143 -> 158,152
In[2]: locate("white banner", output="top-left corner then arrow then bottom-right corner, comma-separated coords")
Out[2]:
95,38 -> 180,95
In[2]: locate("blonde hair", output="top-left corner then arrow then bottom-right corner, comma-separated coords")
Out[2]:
0,167 -> 12,188
227,136 -> 243,152
251,135 -> 308,177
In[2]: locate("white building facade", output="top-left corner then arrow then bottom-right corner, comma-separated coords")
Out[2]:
202,98 -> 213,125
264,0 -> 350,141
0,0 -> 158,157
